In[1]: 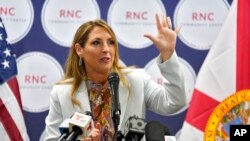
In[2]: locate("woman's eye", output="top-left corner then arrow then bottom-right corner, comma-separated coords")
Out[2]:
92,40 -> 100,46
108,40 -> 115,45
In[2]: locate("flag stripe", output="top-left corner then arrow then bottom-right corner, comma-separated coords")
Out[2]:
7,77 -> 23,109
236,0 -> 250,90
185,89 -> 219,131
0,99 -> 24,141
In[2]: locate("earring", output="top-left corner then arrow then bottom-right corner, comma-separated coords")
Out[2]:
79,58 -> 82,66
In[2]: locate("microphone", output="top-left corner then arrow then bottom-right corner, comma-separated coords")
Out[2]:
108,72 -> 121,130
145,120 -> 171,141
66,112 -> 94,141
124,115 -> 146,141
58,118 -> 70,141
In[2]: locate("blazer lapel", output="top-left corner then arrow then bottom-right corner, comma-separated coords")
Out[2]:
75,81 -> 91,113
118,84 -> 129,130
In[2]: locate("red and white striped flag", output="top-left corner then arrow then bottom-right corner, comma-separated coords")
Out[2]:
0,17 -> 29,141
179,0 -> 250,140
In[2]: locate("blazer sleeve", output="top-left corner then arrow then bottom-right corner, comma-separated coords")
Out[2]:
44,85 -> 64,141
144,52 -> 187,115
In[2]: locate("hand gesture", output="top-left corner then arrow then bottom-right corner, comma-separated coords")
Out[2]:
84,123 -> 101,141
144,13 -> 180,62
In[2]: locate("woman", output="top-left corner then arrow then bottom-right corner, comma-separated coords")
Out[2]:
44,14 -> 186,141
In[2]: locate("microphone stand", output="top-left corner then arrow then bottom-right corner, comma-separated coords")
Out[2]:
131,135 -> 139,141
58,133 -> 68,141
112,108 -> 123,141
126,133 -> 140,141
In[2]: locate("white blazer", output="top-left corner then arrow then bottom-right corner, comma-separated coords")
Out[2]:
44,53 -> 187,141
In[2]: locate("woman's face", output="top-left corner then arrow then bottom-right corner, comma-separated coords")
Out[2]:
76,26 -> 115,77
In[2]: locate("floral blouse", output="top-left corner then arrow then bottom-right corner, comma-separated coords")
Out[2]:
86,80 -> 114,141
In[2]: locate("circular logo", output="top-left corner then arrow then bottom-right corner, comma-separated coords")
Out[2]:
0,0 -> 34,43
16,52 -> 64,113
204,89 -> 250,141
41,0 -> 100,47
174,0 -> 229,50
108,0 -> 166,49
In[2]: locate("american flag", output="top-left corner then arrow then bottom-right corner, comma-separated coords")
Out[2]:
0,17 -> 29,141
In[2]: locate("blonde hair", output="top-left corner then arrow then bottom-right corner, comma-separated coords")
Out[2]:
59,19 -> 130,108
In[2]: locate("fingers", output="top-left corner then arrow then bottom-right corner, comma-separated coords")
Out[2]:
175,26 -> 181,34
143,34 -> 157,43
156,13 -> 173,30
156,14 -> 167,31
85,131 -> 100,141
84,123 -> 101,141
155,14 -> 162,31
84,137 -> 92,141
91,128 -> 101,140
166,16 -> 172,29
96,122 -> 101,130
144,13 -> 180,42
162,14 -> 167,28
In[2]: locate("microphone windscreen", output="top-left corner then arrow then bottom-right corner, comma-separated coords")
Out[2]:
145,120 -> 171,141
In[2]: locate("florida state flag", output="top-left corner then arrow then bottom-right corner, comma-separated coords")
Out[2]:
179,0 -> 250,140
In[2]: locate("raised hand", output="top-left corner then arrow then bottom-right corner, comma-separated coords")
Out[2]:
144,13 -> 180,62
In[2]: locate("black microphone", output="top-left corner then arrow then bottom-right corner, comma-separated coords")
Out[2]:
84,111 -> 93,117
66,126 -> 83,141
108,72 -> 121,130
145,120 -> 171,141
124,115 -> 146,141
58,118 -> 70,141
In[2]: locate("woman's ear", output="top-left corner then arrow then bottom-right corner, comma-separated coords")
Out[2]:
75,43 -> 83,56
